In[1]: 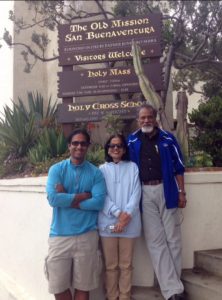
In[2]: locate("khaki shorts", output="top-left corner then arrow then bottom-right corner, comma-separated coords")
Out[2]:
44,231 -> 102,294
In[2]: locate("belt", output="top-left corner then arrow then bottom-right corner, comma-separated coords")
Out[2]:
143,179 -> 162,185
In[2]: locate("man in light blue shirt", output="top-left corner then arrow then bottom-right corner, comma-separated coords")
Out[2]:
45,129 -> 106,300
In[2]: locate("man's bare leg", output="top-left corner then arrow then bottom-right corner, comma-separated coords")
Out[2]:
74,289 -> 89,300
55,289 -> 72,300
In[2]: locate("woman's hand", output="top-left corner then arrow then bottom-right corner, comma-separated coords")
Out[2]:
113,222 -> 125,233
112,212 -> 132,233
118,212 -> 131,227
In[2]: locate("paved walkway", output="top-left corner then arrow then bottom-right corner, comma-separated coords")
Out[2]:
0,283 -> 16,300
132,286 -> 164,300
0,269 -> 36,300
0,283 -> 164,300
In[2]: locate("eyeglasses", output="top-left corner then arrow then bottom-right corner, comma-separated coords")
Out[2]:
108,144 -> 124,149
71,141 -> 90,147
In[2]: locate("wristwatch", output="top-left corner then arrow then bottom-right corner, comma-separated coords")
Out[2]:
178,189 -> 186,195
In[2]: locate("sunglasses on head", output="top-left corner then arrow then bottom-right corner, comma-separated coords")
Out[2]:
71,141 -> 90,147
108,144 -> 124,149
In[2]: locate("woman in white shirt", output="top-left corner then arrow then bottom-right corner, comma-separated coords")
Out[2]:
98,134 -> 141,300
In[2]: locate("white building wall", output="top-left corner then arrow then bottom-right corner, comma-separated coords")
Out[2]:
13,1 -> 49,104
0,1 -> 13,113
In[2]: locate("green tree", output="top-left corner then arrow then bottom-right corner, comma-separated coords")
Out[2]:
0,104 -> 36,159
189,96 -> 222,166
0,92 -> 57,162
114,0 -> 222,102
103,114 -> 124,135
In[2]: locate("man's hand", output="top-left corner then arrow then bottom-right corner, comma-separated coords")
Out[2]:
55,183 -> 66,193
71,192 -> 92,208
178,193 -> 187,208
75,192 -> 92,202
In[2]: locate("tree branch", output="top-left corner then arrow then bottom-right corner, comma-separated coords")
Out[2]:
95,0 -> 109,19
191,34 -> 209,62
191,88 -> 204,95
174,52 -> 222,68
9,41 -> 58,62
14,17 -> 54,30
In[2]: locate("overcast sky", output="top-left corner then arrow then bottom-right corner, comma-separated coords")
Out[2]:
0,1 -> 13,114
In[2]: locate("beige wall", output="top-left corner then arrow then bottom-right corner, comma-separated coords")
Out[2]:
13,1 -> 48,104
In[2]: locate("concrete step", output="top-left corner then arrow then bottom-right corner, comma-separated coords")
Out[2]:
131,286 -> 164,300
90,285 -> 164,300
194,249 -> 222,277
182,269 -> 222,300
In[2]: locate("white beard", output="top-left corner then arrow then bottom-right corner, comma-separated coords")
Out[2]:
141,126 -> 154,133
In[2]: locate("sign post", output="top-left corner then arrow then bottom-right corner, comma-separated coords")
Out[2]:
58,15 -> 162,65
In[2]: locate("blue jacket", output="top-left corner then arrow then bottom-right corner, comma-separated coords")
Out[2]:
127,128 -> 185,209
46,159 -> 106,237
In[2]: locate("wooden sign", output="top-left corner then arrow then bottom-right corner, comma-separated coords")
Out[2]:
56,100 -> 143,123
58,61 -> 163,98
58,14 -> 162,65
